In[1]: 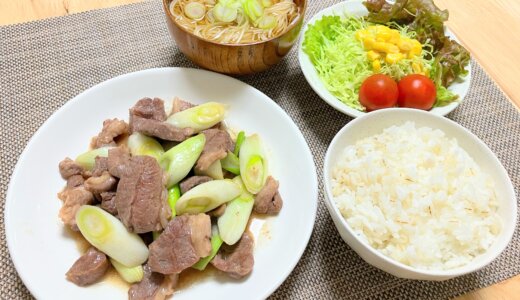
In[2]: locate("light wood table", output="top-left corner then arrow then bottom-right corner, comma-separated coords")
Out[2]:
0,0 -> 519,299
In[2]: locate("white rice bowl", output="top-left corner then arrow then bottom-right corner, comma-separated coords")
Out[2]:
331,122 -> 501,270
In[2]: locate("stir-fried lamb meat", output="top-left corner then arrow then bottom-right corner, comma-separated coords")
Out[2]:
211,232 -> 254,279
128,265 -> 178,300
179,176 -> 213,194
66,174 -> 85,189
92,118 -> 129,148
148,214 -> 211,274
195,129 -> 233,171
84,171 -> 117,199
58,187 -> 94,231
59,158 -> 84,179
208,204 -> 227,218
129,98 -> 193,142
66,247 -> 109,286
254,176 -> 283,215
131,117 -> 194,142
92,156 -> 109,177
100,192 -> 118,215
130,98 -> 167,122
107,147 -> 132,178
56,97 -> 283,298
115,155 -> 170,233
171,97 -> 195,115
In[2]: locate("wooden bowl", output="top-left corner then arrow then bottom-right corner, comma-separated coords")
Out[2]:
163,0 -> 307,75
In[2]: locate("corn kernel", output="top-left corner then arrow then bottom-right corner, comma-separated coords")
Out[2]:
385,53 -> 404,64
367,50 -> 380,61
412,62 -> 422,73
398,39 -> 412,51
373,42 -> 399,54
372,60 -> 381,72
355,30 -> 368,41
362,37 -> 376,50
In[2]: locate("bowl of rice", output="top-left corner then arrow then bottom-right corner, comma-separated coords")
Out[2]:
323,108 -> 517,280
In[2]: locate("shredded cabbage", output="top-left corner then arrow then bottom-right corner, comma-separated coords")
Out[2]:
303,15 -> 457,111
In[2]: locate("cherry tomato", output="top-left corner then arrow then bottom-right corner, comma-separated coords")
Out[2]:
359,74 -> 399,111
397,74 -> 437,110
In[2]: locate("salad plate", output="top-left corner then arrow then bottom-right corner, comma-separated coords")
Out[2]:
298,0 -> 471,118
5,67 -> 318,299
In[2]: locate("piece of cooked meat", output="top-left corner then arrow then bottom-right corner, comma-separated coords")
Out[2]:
179,176 -> 213,194
208,204 -> 227,218
115,156 -> 170,233
128,265 -> 178,300
148,214 -> 211,274
254,176 -> 283,215
58,187 -> 94,230
84,171 -> 117,198
211,231 -> 254,279
130,98 -> 167,122
59,158 -> 84,179
107,147 -> 131,178
171,97 -> 195,115
92,118 -> 129,148
195,129 -> 233,171
100,192 -> 118,215
66,247 -> 109,286
130,116 -> 193,142
66,174 -> 85,189
92,156 -> 109,177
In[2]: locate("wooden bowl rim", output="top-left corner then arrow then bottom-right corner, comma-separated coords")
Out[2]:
162,0 -> 307,47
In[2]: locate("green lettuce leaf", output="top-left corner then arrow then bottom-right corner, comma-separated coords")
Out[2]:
302,15 -> 342,65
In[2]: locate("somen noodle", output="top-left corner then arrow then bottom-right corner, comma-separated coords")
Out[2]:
170,0 -> 300,44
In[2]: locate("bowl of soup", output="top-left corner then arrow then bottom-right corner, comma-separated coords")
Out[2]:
163,0 -> 306,75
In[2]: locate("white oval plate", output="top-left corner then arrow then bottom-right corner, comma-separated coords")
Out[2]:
298,0 -> 471,118
5,68 -> 318,300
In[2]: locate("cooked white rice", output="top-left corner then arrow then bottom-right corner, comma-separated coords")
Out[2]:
331,122 -> 501,270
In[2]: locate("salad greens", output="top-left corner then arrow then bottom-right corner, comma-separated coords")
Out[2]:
364,0 -> 470,93
303,15 -> 449,110
303,0 -> 470,111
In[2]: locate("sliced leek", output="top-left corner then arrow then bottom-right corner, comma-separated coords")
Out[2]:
257,15 -> 277,29
221,151 -> 240,175
233,131 -> 245,156
218,177 -> 254,245
166,102 -> 226,133
185,2 -> 206,20
76,205 -> 148,267
175,179 -> 241,215
261,0 -> 273,7
110,258 -> 144,283
168,184 -> 181,217
196,160 -> 224,179
192,226 -> 223,271
160,134 -> 205,188
75,147 -> 112,171
239,134 -> 268,194
213,3 -> 238,22
243,0 -> 264,22
128,132 -> 164,161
